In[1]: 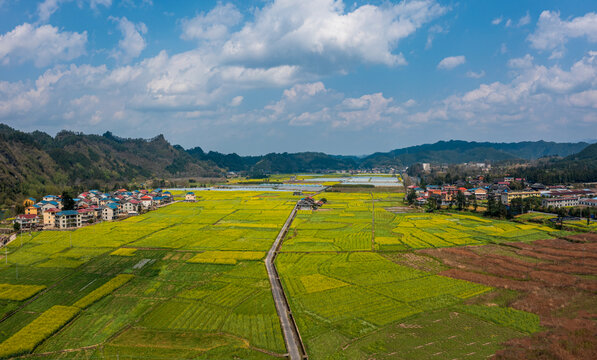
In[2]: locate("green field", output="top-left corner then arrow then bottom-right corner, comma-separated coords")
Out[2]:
0,190 -> 549,359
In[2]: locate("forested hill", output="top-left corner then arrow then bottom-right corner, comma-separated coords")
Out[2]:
359,140 -> 590,168
188,140 -> 591,172
512,142 -> 597,184
187,147 -> 357,173
0,124 -> 222,204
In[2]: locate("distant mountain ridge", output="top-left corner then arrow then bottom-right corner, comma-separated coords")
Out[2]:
1,122 -> 593,204
188,139 -> 590,172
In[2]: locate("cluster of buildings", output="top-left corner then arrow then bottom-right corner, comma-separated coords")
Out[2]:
14,189 -> 174,230
409,176 -> 597,209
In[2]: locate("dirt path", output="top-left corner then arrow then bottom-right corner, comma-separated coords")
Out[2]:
265,202 -> 307,360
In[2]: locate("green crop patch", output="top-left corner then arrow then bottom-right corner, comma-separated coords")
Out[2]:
0,305 -> 80,358
0,284 -> 45,301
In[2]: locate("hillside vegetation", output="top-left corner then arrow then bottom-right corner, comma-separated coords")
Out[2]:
0,124 -> 222,204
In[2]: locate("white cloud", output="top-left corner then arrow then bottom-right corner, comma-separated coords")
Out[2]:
409,51 -> 597,129
181,3 -> 242,42
425,24 -> 445,50
90,0 -> 111,9
466,70 -> 485,79
491,16 -> 502,25
517,12 -> 531,27
230,95 -> 243,106
109,16 -> 147,62
37,0 -> 112,22
0,0 -> 450,139
500,43 -> 508,54
528,11 -> 597,56
0,23 -> 86,67
504,19 -> 512,27
568,89 -> 597,108
220,0 -> 447,69
507,54 -> 534,69
437,55 -> 465,70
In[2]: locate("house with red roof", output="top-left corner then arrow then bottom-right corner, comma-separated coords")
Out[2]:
14,214 -> 38,229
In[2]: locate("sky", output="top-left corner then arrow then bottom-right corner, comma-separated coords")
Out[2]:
0,0 -> 596,155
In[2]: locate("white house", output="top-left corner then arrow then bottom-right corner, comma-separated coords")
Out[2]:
185,192 -> 196,202
102,203 -> 120,221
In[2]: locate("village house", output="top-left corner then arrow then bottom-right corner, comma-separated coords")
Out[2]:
25,206 -> 39,216
55,210 -> 81,229
14,214 -> 38,229
185,192 -> 196,202
43,208 -> 60,228
140,196 -> 153,209
473,188 -> 488,200
122,200 -> 141,215
102,203 -> 120,221
542,197 -> 579,208
500,190 -> 541,205
77,208 -> 95,224
579,198 -> 597,207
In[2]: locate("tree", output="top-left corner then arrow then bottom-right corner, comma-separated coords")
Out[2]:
473,198 -> 478,212
485,197 -> 496,217
426,197 -> 438,212
13,222 -> 20,232
455,191 -> 467,211
406,189 -> 417,205
62,191 -> 75,210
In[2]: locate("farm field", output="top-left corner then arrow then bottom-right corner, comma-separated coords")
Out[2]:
0,188 -> 590,359
275,192 -> 588,359
0,191 -> 295,359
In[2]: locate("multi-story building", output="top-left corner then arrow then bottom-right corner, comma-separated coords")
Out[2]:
541,197 -> 579,208
42,208 -> 60,228
55,210 -> 81,229
579,198 -> 597,207
14,214 -> 38,229
501,190 -> 541,205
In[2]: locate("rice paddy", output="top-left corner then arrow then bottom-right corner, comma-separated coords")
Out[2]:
0,189 -> 558,359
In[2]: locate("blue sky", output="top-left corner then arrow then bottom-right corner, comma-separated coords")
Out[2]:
0,0 -> 596,155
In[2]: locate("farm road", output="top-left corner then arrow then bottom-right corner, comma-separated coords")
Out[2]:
265,202 -> 307,360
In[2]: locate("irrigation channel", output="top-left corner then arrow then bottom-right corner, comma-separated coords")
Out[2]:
265,202 -> 308,360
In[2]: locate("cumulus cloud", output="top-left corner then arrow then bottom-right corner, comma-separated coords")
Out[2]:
466,70 -> 485,79
491,16 -> 502,25
568,89 -> 597,108
230,95 -> 243,107
528,11 -> 597,57
181,3 -> 242,42
220,0 -> 447,70
437,55 -> 465,70
507,54 -> 534,69
37,0 -> 112,22
408,51 -> 597,129
517,12 -> 531,27
109,16 -> 147,62
0,0 -> 450,141
0,23 -> 87,67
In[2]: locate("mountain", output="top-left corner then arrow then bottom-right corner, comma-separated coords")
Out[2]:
187,139 -> 590,173
0,124 -> 222,204
511,143 -> 597,184
360,140 -> 589,168
187,148 -> 356,173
